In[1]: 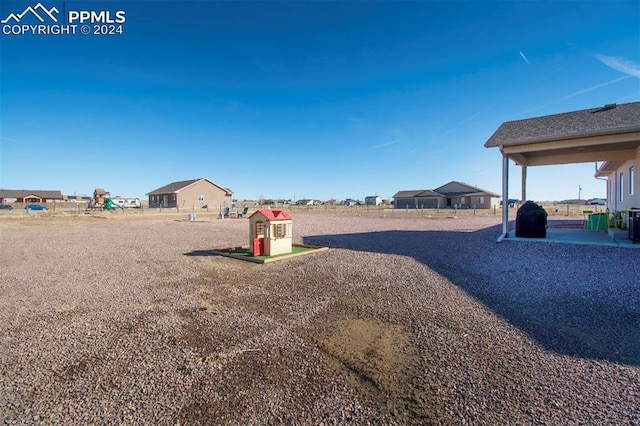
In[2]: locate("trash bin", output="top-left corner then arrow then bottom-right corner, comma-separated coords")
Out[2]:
630,209 -> 640,244
515,201 -> 548,238
587,213 -> 608,230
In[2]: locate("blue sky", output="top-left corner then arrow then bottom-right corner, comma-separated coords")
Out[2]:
1,1 -> 639,202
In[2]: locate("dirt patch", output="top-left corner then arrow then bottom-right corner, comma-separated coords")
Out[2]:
316,318 -> 428,424
319,318 -> 418,392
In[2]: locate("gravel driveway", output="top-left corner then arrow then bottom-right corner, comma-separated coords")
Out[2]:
1,213 -> 638,424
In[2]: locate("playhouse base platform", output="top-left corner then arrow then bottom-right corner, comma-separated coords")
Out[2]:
210,244 -> 328,264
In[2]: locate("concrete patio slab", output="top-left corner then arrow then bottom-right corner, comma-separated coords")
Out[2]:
505,227 -> 639,248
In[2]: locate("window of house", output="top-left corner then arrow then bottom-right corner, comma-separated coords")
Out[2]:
630,165 -> 635,195
610,178 -> 615,204
274,223 -> 287,238
619,172 -> 624,202
255,221 -> 265,235
478,197 -> 485,204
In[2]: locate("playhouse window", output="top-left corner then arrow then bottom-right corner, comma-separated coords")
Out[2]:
255,222 -> 265,235
274,223 -> 287,238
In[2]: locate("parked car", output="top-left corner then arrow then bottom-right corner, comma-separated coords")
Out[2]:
587,199 -> 606,205
500,199 -> 520,208
25,204 -> 49,211
0,204 -> 13,210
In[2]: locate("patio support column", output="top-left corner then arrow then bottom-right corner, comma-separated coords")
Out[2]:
521,165 -> 527,202
498,149 -> 509,242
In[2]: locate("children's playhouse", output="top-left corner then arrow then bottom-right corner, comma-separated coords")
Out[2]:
248,209 -> 293,256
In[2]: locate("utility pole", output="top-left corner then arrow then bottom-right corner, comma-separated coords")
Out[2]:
578,184 -> 582,200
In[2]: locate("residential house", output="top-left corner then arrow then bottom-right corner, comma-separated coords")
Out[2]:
393,182 -> 499,209
434,181 -> 500,209
0,189 -> 64,204
364,195 -> 382,206
484,101 -> 640,240
597,161 -> 638,212
147,178 -> 232,209
393,190 -> 444,209
592,105 -> 639,212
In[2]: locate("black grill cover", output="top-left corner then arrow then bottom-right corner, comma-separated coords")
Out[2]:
515,201 -> 547,238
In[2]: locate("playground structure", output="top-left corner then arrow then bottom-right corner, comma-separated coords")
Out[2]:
88,188 -> 123,211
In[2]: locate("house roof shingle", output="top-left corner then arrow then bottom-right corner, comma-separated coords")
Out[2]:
147,178 -> 232,196
394,182 -> 499,199
434,181 -> 500,198
484,101 -> 640,148
393,190 -> 443,198
0,189 -> 64,199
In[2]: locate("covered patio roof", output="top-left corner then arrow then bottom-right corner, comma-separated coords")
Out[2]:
485,102 -> 640,167
484,101 -> 640,241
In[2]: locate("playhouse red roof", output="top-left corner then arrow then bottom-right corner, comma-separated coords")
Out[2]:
251,209 -> 292,221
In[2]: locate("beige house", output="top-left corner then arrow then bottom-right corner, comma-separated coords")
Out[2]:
393,181 -> 499,209
595,157 -> 638,212
485,101 -> 640,241
248,209 -> 293,256
147,178 -> 232,209
0,189 -> 64,204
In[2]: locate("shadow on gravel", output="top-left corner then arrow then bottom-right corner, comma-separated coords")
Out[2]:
304,223 -> 640,367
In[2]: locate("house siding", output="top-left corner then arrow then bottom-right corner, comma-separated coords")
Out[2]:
615,157 -> 639,211
148,179 -> 231,209
601,146 -> 639,212
176,180 -> 231,210
395,197 -> 442,209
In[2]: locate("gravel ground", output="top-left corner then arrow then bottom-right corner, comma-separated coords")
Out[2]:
1,212 -> 638,425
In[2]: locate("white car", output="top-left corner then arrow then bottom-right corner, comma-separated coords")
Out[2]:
587,199 -> 606,205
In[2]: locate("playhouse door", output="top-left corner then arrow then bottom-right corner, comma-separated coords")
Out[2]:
252,238 -> 265,256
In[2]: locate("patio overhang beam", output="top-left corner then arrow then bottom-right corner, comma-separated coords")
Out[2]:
501,130 -> 640,167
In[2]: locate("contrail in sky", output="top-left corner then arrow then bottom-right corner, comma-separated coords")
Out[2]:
519,51 -> 530,64
594,54 -> 640,77
560,75 -> 631,100
372,139 -> 400,149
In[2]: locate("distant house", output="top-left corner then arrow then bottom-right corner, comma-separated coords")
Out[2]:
64,194 -> 92,203
393,181 -> 499,209
393,190 -> 444,209
0,189 -> 64,204
147,178 -> 232,209
364,195 -> 382,206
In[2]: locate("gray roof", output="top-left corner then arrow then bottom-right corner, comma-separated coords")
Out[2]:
147,178 -> 232,196
393,190 -> 444,198
0,189 -> 63,199
394,182 -> 499,199
434,181 -> 500,198
485,101 -> 640,148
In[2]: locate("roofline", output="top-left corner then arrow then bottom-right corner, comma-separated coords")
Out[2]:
146,178 -> 233,196
485,125 -> 640,148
